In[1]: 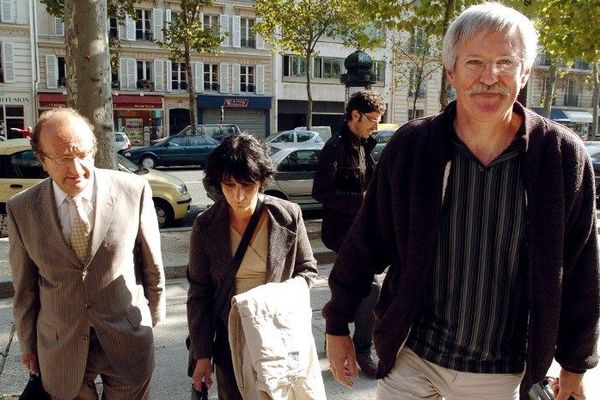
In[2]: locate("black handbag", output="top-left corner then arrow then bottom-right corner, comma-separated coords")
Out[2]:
19,374 -> 50,400
529,377 -> 576,400
190,382 -> 209,400
186,197 -> 265,377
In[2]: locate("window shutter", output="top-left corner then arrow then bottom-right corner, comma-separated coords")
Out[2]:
1,0 -> 16,23
219,63 -> 229,93
127,58 -> 137,90
255,18 -> 264,50
118,19 -> 125,39
194,62 -> 204,93
126,14 -> 136,41
165,9 -> 171,25
119,58 -> 126,90
55,18 -> 64,36
153,9 -> 163,42
154,59 -> 165,92
256,65 -> 264,95
166,60 -> 172,92
1,41 -> 15,83
46,54 -> 58,89
232,16 -> 241,48
199,12 -> 204,29
231,63 -> 240,94
219,15 -> 229,47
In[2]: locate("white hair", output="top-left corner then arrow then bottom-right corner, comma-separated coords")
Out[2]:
442,2 -> 538,71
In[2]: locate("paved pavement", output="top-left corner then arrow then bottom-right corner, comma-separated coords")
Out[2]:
1,220 -> 599,398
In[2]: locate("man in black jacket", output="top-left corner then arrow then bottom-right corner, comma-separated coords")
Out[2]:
312,89 -> 387,377
323,3 -> 599,400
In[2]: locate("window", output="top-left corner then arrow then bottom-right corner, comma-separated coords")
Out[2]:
109,17 -> 118,38
240,18 -> 256,48
204,64 -> 219,91
408,109 -> 424,120
564,79 -> 579,106
0,45 -> 3,82
283,55 -> 306,77
1,41 -> 15,83
278,150 -> 321,173
0,0 -> 16,23
57,56 -> 66,87
408,68 -> 425,98
172,63 -> 187,90
313,57 -> 345,79
408,27 -> 429,55
1,150 -> 47,179
0,105 -> 25,140
136,9 -> 153,41
296,131 -> 313,143
203,14 -> 219,30
240,65 -> 254,93
371,61 -> 385,83
137,60 -> 153,89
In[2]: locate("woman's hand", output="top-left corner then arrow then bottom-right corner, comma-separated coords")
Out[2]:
192,358 -> 213,390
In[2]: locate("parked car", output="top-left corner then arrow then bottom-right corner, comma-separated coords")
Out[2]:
584,141 -> 600,208
121,134 -> 220,169
177,124 -> 241,142
203,144 -> 324,210
372,130 -> 396,162
295,126 -> 332,142
267,129 -> 324,150
113,131 -> 131,152
0,139 -> 191,229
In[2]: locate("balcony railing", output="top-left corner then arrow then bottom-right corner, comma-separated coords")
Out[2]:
136,31 -> 154,41
241,37 -> 256,48
204,82 -> 219,92
137,80 -> 155,91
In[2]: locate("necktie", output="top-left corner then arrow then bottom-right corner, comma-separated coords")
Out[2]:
68,196 -> 90,262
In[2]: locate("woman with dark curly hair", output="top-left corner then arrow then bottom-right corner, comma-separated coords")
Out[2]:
186,133 -> 319,399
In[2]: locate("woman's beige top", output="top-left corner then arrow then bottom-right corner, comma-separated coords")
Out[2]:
232,218 -> 269,295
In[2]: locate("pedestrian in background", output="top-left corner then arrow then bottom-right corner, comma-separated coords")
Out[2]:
187,133 -> 318,399
312,89 -> 387,377
324,3 -> 599,400
8,108 -> 166,399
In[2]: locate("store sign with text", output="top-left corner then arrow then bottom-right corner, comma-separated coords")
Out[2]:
0,96 -> 31,104
223,98 -> 249,108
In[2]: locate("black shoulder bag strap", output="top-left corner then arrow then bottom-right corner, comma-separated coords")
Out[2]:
187,196 -> 265,377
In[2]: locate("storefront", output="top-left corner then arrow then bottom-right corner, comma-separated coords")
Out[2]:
197,94 -> 272,137
0,94 -> 33,140
277,99 -> 344,133
38,93 -> 164,146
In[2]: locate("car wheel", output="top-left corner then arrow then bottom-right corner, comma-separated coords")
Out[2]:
153,199 -> 174,228
141,156 -> 156,169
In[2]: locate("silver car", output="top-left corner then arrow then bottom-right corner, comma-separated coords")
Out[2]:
113,132 -> 131,152
264,144 -> 324,210
267,130 -> 325,150
203,144 -> 323,210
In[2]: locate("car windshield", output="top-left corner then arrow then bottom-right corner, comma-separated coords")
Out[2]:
117,154 -> 145,174
375,131 -> 394,143
585,144 -> 600,159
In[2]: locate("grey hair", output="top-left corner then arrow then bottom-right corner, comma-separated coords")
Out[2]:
442,2 -> 538,71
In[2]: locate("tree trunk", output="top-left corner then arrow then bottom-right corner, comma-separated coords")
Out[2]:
305,53 -> 313,130
185,43 -> 197,135
543,63 -> 557,119
592,62 -> 599,139
438,0 -> 455,110
64,0 -> 116,169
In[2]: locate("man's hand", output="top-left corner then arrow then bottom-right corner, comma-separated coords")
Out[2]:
21,353 -> 38,374
550,368 -> 585,400
192,358 -> 213,391
326,334 -> 358,388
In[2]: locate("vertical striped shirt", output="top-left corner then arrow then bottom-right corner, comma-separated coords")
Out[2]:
407,135 -> 528,373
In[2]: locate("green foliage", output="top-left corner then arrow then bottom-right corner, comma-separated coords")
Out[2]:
41,0 -> 136,21
157,0 -> 222,63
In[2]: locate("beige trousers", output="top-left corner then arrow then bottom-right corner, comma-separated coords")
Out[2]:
376,347 -> 523,400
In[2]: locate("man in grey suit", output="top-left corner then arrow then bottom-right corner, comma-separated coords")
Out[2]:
8,108 -> 166,399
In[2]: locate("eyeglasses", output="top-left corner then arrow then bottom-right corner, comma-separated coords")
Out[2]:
461,56 -> 522,75
360,112 -> 382,125
38,147 -> 96,165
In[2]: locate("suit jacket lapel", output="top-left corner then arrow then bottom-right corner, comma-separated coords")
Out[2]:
265,203 -> 296,282
88,170 -> 115,261
37,179 -> 79,263
210,201 -> 234,283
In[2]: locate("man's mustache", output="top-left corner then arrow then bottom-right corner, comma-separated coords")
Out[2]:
466,84 -> 511,96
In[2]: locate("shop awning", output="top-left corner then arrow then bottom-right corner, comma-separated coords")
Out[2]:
531,107 -> 570,122
39,93 -> 163,109
563,110 -> 593,124
113,94 -> 162,109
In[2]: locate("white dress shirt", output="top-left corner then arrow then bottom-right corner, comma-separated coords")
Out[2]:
53,173 -> 96,244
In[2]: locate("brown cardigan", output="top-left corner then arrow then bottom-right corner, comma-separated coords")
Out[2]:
323,102 -> 600,398
187,195 -> 317,360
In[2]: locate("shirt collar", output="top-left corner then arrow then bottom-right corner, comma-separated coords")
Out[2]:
53,171 -> 95,209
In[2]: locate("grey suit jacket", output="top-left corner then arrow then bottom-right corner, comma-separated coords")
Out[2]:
8,168 -> 166,399
187,195 -> 317,360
